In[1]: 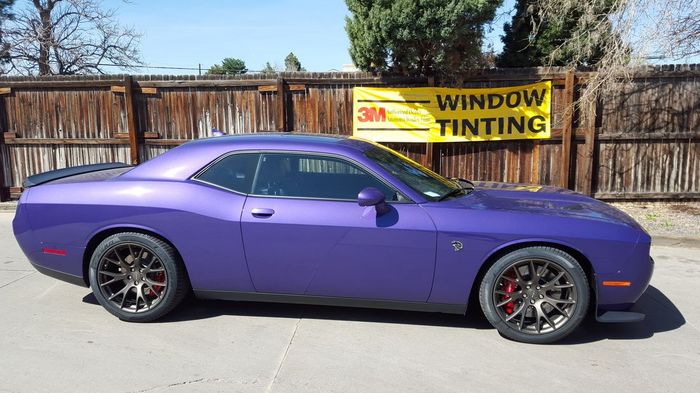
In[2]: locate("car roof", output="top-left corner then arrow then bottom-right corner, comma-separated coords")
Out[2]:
121,133 -> 377,181
189,132 -> 354,146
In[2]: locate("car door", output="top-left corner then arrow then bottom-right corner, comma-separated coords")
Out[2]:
240,152 -> 437,302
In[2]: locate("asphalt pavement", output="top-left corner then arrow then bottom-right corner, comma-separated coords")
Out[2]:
1,211 -> 699,392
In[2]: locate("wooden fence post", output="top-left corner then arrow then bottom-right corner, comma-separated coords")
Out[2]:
581,99 -> 598,196
123,75 -> 140,165
0,135 -> 6,201
276,77 -> 288,132
424,76 -> 438,170
0,91 -> 7,201
559,69 -> 576,189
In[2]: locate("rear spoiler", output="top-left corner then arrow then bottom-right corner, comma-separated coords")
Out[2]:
23,163 -> 131,188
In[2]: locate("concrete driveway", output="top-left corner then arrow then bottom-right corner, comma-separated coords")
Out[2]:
0,211 -> 698,393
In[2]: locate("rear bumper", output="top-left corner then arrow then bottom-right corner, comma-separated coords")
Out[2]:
14,197 -> 88,286
31,262 -> 88,287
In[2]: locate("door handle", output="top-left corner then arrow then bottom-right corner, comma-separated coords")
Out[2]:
251,208 -> 275,218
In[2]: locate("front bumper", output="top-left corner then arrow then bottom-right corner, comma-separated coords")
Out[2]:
597,310 -> 645,323
596,256 -> 654,322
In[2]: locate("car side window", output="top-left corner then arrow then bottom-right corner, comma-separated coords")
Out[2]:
252,153 -> 405,201
196,153 -> 260,193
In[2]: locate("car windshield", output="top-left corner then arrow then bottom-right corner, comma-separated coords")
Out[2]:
364,145 -> 464,202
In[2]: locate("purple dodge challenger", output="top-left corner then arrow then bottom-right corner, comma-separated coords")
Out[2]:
13,134 -> 653,343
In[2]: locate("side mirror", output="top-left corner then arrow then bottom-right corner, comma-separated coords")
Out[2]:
358,187 -> 389,215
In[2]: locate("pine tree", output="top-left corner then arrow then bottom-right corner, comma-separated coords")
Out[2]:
345,0 -> 502,77
284,52 -> 305,72
207,58 -> 247,75
497,0 -> 611,67
261,62 -> 276,73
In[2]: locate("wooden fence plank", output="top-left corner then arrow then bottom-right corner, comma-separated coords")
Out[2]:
594,191 -> 699,200
0,80 -> 120,88
114,132 -> 159,139
4,138 -> 128,145
258,85 -> 277,92
259,84 -> 306,92
137,79 -> 277,88
111,86 -> 157,94
531,142 -> 541,184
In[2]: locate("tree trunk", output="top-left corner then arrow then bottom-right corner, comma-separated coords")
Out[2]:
35,1 -> 53,75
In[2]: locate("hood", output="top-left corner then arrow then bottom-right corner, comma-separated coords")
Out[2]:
454,181 -> 643,230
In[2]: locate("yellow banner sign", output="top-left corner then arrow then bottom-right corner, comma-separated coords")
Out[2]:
352,81 -> 551,143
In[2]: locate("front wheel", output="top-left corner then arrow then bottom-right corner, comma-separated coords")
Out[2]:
479,246 -> 590,344
88,232 -> 189,322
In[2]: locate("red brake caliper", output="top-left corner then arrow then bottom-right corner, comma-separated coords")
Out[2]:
500,273 -> 517,314
147,272 -> 166,298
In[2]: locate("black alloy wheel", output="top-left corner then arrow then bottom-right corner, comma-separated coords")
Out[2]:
89,232 -> 189,322
479,247 -> 589,344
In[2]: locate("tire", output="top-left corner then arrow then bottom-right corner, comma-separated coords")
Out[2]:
88,232 -> 189,322
479,246 -> 589,344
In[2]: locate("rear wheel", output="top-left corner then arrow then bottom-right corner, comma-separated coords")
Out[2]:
88,232 -> 189,322
479,246 -> 589,344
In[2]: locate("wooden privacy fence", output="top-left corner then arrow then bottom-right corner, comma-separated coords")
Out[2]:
0,66 -> 698,201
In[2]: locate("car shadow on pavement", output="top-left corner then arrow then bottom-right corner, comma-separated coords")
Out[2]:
166,298 -> 494,330
81,285 -> 684,342
557,285 -> 685,345
82,292 -> 493,330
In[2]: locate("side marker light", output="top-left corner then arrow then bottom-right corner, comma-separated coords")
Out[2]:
42,248 -> 67,256
602,281 -> 631,287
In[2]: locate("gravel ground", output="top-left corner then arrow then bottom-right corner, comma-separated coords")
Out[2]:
1,200 -> 697,238
610,202 -> 700,238
0,201 -> 17,211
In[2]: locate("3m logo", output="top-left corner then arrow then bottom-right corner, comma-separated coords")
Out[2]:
357,107 -> 387,122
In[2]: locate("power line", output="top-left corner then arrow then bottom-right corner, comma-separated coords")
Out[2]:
100,63 -> 269,73
100,63 -> 202,71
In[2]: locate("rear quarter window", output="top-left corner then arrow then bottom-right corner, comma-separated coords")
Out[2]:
196,153 -> 260,193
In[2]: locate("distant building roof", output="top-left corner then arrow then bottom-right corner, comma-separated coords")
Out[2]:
341,64 -> 360,72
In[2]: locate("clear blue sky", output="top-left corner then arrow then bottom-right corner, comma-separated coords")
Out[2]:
100,0 -> 516,74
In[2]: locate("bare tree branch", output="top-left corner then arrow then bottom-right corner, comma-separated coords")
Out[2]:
3,0 -> 142,75
535,0 -> 700,106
